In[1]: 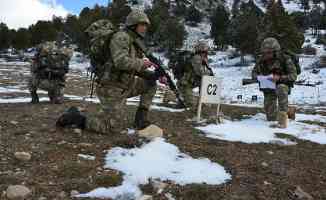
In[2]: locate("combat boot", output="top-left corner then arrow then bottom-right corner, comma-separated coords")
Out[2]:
134,106 -> 151,130
270,111 -> 288,129
52,96 -> 64,104
30,91 -> 39,104
175,100 -> 186,109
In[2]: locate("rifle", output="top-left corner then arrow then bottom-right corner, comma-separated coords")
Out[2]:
242,78 -> 258,85
242,78 -> 322,87
204,62 -> 214,76
133,38 -> 186,108
146,53 -> 187,108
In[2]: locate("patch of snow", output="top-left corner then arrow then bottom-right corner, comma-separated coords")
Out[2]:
197,113 -> 326,144
78,138 -> 231,199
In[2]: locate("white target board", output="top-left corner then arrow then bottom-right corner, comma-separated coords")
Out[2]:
199,76 -> 222,104
197,76 -> 222,123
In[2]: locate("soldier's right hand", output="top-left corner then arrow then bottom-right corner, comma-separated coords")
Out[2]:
143,58 -> 157,68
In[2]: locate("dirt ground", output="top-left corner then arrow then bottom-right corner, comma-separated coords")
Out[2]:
1,64 -> 326,200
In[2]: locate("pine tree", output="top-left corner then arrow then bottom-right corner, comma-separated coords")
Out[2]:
185,5 -> 203,25
157,17 -> 187,51
12,28 -> 31,50
145,0 -> 187,52
210,5 -> 230,50
108,0 -> 132,26
0,23 -> 11,50
260,0 -> 304,53
228,0 -> 264,56
309,5 -> 323,36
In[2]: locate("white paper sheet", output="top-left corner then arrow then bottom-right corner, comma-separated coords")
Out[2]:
257,75 -> 276,89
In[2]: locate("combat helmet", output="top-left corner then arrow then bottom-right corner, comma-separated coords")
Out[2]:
85,19 -> 115,39
261,37 -> 281,53
194,41 -> 209,53
125,9 -> 150,27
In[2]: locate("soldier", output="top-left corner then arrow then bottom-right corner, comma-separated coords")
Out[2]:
252,37 -> 297,128
29,41 -> 72,104
85,10 -> 163,134
176,41 -> 213,109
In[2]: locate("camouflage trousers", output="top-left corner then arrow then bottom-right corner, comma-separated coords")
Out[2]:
263,84 -> 289,121
28,74 -> 65,101
86,76 -> 157,134
177,83 -> 199,110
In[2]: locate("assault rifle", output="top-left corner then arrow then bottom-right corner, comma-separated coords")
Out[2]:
146,53 -> 187,108
242,78 -> 322,87
134,38 -> 186,108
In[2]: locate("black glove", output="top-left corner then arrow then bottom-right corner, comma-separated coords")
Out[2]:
145,69 -> 165,86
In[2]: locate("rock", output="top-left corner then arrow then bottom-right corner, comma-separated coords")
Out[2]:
137,125 -> 163,140
263,181 -> 272,185
137,195 -> 153,200
73,128 -> 82,134
38,197 -> 47,200
78,154 -> 95,161
14,152 -> 31,162
261,162 -> 269,167
78,143 -> 93,148
6,185 -> 32,200
266,151 -> 274,155
58,191 -> 66,199
293,186 -> 313,200
10,121 -> 19,125
152,180 -> 167,194
270,140 -> 285,146
57,141 -> 67,145
70,190 -> 79,197
288,106 -> 296,120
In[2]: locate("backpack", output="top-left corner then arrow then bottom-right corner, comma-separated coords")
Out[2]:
85,19 -> 117,80
282,50 -> 301,75
36,42 -> 70,79
169,50 -> 194,80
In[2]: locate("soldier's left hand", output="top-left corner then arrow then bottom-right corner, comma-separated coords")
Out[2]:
159,76 -> 168,85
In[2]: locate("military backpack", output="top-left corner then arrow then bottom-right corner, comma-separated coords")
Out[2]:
85,19 -> 117,81
281,50 -> 301,75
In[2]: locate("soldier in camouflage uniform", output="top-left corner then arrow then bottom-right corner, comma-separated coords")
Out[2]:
86,10 -> 161,134
29,41 -> 72,104
252,37 -> 297,128
177,41 -> 213,109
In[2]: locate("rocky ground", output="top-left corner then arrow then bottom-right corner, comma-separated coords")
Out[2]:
1,63 -> 326,200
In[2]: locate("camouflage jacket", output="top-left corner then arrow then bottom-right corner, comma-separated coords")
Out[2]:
105,29 -> 146,89
252,53 -> 297,85
179,54 -> 212,87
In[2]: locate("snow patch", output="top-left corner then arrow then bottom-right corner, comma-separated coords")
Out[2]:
197,113 -> 326,144
77,138 -> 231,199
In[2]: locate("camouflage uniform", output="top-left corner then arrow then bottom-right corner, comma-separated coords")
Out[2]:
29,41 -> 71,104
86,10 -> 157,134
252,38 -> 297,123
177,42 -> 213,109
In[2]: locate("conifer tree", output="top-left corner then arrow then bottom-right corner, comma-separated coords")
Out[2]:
260,0 -> 304,53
